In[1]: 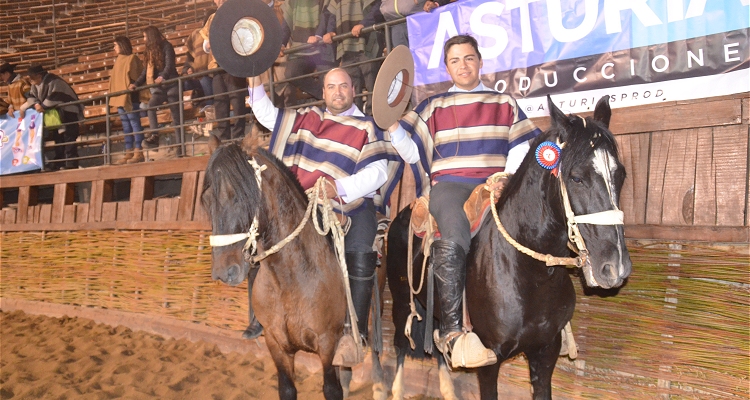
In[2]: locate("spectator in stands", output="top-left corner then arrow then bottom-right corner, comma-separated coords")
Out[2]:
110,36 -> 146,164
280,0 -> 336,107
20,63 -> 83,171
130,26 -> 182,157
352,0 -> 451,48
185,17 -> 213,108
318,0 -> 384,114
181,63 -> 206,107
201,0 -> 248,142
0,62 -> 31,117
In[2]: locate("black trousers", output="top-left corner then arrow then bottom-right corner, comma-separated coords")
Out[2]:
212,72 -> 246,141
428,181 -> 476,253
147,84 -> 182,144
52,110 -> 80,164
345,198 -> 377,253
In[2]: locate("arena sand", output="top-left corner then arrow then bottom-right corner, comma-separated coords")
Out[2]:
0,310 -> 438,399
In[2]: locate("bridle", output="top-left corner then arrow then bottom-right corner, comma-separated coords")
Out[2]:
489,135 -> 624,287
207,157 -> 268,263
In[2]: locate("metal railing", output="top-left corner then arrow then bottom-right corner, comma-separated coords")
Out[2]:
32,16 -> 407,170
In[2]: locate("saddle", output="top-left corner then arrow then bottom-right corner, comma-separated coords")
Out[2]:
410,173 -> 508,243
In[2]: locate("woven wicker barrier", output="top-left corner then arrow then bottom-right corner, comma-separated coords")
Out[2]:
1,231 -> 747,398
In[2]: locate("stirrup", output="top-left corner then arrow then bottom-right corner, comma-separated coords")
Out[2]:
332,334 -> 364,368
434,330 -> 497,369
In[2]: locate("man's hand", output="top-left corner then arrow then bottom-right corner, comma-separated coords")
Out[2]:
128,83 -> 137,91
318,177 -> 339,200
307,36 -> 319,44
424,0 -> 439,12
387,121 -> 400,134
351,24 -> 364,37
33,104 -> 44,113
322,32 -> 336,44
154,76 -> 164,84
488,177 -> 509,199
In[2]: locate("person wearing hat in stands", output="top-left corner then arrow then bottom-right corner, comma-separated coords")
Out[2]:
0,62 -> 31,117
20,63 -> 84,171
246,68 -> 399,366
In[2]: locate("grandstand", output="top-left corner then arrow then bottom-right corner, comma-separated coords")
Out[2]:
0,0 -> 216,164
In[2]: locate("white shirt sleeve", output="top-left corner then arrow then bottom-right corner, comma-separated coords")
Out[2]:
505,140 -> 530,174
390,124 -> 420,164
247,85 -> 279,131
335,159 -> 388,202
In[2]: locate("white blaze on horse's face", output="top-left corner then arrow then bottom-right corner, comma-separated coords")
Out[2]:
583,146 -> 632,288
592,148 -> 619,208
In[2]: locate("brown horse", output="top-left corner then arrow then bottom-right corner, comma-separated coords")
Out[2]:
201,135 -> 347,399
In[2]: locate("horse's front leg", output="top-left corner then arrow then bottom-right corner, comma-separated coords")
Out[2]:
318,333 -> 344,400
371,350 -> 387,400
476,360 -> 501,400
526,332 -> 562,400
265,335 -> 298,400
437,355 -> 458,400
390,351 -> 406,400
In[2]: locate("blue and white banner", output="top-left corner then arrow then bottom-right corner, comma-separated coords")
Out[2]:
0,110 -> 43,175
407,0 -> 749,117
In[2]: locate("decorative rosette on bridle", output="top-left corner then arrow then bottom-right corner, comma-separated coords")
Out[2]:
535,141 -> 561,170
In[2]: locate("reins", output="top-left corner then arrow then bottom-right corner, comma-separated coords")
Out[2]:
207,156 -> 362,349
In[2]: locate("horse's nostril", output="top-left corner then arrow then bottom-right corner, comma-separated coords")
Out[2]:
227,264 -> 240,282
603,263 -> 619,284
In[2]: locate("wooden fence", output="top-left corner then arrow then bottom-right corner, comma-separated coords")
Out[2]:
1,93 -> 748,398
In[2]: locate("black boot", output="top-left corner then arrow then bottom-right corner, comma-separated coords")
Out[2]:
242,267 -> 263,340
347,251 -> 378,339
431,240 -> 496,369
332,251 -> 377,368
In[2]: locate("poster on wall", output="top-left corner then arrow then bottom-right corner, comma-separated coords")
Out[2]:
0,110 -> 43,175
407,0 -> 750,117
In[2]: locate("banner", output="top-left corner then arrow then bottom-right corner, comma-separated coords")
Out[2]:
0,110 -> 44,175
407,0 -> 749,117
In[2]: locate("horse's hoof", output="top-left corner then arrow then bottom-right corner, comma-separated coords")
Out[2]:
242,320 -> 264,340
372,382 -> 388,400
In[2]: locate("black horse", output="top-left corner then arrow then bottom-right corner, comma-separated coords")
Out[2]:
202,135 -> 387,400
386,96 -> 632,399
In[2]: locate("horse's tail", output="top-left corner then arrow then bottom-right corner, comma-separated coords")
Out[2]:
386,206 -> 436,360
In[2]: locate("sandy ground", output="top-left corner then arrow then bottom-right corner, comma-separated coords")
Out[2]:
1,310 -> 426,400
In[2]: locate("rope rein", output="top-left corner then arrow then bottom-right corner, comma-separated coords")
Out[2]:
208,158 -> 362,348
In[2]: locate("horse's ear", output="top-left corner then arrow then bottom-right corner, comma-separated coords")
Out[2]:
207,134 -> 221,155
547,95 -> 573,140
241,130 -> 261,156
593,95 -> 612,129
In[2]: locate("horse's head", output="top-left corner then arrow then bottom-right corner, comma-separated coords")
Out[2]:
547,96 -> 632,289
201,135 -> 263,286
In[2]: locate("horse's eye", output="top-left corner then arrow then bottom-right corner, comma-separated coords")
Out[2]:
571,176 -> 583,184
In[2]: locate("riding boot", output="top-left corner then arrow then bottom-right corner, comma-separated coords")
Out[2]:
332,251 -> 377,367
431,240 -> 497,369
242,267 -> 263,340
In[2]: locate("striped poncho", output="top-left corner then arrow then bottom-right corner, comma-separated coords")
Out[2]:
270,106 -> 402,215
399,91 -> 541,197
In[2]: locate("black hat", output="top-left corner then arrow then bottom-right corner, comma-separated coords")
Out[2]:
0,62 -> 14,74
27,63 -> 46,76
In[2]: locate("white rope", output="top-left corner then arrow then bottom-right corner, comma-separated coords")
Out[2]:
207,161 -> 362,349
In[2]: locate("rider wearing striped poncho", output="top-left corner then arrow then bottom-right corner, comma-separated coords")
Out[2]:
387,34 -> 542,370
248,68 -> 402,367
